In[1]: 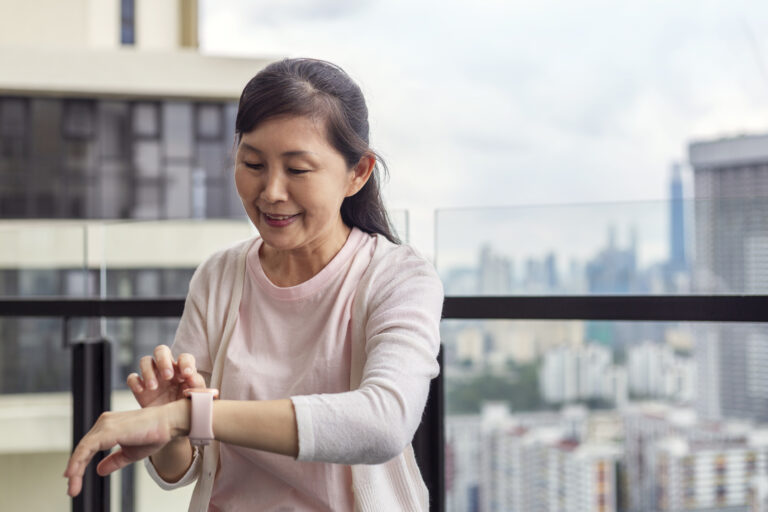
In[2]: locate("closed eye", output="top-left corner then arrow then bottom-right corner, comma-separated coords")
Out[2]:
244,162 -> 263,171
288,168 -> 310,175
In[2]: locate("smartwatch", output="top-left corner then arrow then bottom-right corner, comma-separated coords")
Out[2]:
183,388 -> 219,447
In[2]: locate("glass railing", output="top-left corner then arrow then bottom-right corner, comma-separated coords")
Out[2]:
436,199 -> 768,512
436,198 -> 768,296
0,212 -> 411,512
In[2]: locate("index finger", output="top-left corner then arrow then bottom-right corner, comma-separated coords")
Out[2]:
176,353 -> 197,381
64,436 -> 110,497
153,345 -> 175,381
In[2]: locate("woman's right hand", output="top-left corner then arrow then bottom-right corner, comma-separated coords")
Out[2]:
127,344 -> 205,409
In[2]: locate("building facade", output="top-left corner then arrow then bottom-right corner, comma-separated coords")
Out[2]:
689,134 -> 768,423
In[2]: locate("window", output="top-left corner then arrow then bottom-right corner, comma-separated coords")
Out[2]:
121,0 -> 135,45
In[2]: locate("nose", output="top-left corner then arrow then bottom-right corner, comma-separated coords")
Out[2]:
260,170 -> 288,203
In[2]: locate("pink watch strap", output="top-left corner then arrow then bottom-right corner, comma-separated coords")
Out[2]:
188,391 -> 215,446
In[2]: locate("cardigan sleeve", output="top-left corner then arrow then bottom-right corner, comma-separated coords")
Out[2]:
169,262 -> 214,377
291,245 -> 443,465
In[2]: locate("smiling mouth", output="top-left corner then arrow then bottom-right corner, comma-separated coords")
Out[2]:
263,212 -> 299,221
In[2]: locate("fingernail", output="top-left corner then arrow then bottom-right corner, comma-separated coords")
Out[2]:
183,367 -> 193,375
149,380 -> 157,390
163,369 -> 173,379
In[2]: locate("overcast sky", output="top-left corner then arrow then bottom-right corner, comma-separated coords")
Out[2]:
199,0 -> 768,259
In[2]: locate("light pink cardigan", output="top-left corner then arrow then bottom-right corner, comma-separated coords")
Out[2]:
146,233 -> 443,511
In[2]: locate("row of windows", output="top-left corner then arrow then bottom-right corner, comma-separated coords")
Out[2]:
0,96 -> 241,220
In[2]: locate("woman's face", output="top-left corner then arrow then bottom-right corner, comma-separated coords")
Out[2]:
234,115 -> 369,257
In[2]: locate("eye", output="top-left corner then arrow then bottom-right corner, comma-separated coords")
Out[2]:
288,168 -> 310,175
244,162 -> 263,171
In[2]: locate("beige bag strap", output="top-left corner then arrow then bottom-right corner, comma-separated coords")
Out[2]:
189,239 -> 253,512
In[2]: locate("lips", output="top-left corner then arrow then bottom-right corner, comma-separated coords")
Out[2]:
264,213 -> 298,221
261,210 -> 300,228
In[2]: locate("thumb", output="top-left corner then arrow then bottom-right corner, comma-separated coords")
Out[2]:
96,449 -> 134,476
188,372 -> 206,389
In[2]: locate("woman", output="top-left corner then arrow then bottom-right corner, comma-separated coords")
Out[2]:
64,58 -> 443,511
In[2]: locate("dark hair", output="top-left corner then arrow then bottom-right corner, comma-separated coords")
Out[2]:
235,58 -> 400,244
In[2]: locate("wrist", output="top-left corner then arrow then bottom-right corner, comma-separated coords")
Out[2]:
167,399 -> 191,439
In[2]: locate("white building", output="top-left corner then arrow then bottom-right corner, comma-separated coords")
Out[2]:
622,402 -> 759,512
0,1 -> 269,510
628,341 -> 696,402
477,403 -> 620,512
652,433 -> 768,511
446,414 -> 483,512
540,344 -> 626,405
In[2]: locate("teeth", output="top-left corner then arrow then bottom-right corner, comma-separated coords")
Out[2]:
266,213 -> 293,220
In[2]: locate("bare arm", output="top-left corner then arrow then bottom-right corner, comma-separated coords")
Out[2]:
164,398 -> 299,457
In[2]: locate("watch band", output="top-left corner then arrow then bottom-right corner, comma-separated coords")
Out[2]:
186,389 -> 218,447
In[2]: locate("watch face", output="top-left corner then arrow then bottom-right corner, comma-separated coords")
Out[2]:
183,388 -> 220,399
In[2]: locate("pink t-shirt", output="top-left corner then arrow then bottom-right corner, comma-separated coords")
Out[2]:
208,227 -> 375,511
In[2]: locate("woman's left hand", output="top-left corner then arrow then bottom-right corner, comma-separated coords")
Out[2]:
63,400 -> 188,497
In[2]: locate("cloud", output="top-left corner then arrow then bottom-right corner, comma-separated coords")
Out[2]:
199,0 -> 768,256
203,0 -> 373,27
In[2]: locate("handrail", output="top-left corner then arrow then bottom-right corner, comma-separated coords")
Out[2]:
2,294 -> 768,321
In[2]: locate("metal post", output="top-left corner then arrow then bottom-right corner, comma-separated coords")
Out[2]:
72,339 -> 112,512
412,346 -> 445,512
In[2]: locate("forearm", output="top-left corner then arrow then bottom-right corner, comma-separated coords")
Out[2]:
148,436 -> 195,483
214,399 -> 299,457
168,398 -> 299,459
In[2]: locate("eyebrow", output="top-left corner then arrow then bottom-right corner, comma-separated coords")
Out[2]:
239,143 -> 318,158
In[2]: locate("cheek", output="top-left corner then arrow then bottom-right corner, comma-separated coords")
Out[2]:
234,168 -> 255,196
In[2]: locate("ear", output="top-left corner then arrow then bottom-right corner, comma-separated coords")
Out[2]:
345,153 -> 376,197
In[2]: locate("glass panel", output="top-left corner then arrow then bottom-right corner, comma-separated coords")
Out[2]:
165,164 -> 191,218
436,198 -> 768,296
224,102 -> 237,141
99,219 -> 254,298
95,161 -> 130,219
98,101 -> 129,160
196,104 -> 222,139
196,141 -> 228,218
132,102 -> 158,138
0,98 -> 26,137
29,99 -> 62,178
196,140 -> 228,179
162,102 -> 193,160
389,209 -> 409,243
120,0 -> 135,45
133,184 -> 161,219
62,101 -> 95,139
443,319 -> 767,512
134,140 -> 161,178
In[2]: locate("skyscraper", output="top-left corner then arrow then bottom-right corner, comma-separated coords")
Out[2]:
689,133 -> 768,422
668,162 -> 687,274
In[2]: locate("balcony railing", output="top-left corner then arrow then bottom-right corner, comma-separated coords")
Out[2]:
2,294 -> 767,512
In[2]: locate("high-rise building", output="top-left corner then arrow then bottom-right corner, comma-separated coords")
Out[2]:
622,402 -> 760,512
653,433 -> 768,511
478,403 -> 620,512
540,344 -> 624,405
668,162 -> 687,274
689,134 -> 768,423
0,2 -> 268,509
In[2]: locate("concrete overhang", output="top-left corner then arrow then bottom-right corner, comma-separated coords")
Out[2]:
0,46 -> 275,101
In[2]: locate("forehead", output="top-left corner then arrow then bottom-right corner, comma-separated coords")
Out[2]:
238,115 -> 330,152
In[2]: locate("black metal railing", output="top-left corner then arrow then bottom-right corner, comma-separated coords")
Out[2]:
2,295 -> 768,512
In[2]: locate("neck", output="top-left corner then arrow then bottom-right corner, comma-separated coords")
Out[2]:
259,224 -> 352,287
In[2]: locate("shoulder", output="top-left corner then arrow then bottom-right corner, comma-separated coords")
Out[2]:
358,234 -> 443,308
189,237 -> 256,292
367,234 -> 441,284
